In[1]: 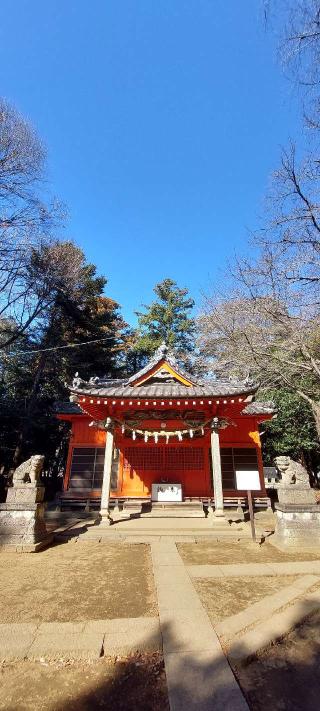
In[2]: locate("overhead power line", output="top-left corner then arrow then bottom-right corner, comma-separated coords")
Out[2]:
4,335 -> 121,357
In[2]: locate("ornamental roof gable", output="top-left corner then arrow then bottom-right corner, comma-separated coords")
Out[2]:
68,342 -> 260,399
127,343 -> 197,387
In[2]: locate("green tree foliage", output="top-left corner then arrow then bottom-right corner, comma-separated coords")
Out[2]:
0,242 -> 127,496
120,327 -> 148,376
134,278 -> 195,362
0,98 -> 129,499
261,388 -> 320,471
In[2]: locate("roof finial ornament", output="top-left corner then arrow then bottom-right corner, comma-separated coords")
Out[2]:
72,372 -> 85,389
157,341 -> 168,358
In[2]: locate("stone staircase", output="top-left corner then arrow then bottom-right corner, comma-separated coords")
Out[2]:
122,500 -> 206,518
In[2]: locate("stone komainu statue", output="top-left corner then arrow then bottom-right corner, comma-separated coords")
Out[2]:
12,455 -> 45,486
274,455 -> 310,488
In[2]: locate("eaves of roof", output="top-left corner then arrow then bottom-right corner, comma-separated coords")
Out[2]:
70,381 -> 258,398
55,396 -> 274,417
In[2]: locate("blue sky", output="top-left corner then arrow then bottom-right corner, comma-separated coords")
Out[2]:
0,1 -> 300,324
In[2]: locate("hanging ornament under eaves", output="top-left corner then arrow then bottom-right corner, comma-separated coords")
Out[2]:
130,427 -> 205,442
90,415 -> 211,441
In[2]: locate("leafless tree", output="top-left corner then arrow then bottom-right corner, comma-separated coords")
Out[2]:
0,99 -> 63,347
265,1 -> 320,127
244,143 -> 320,304
199,289 -> 320,430
199,134 -> 320,432
198,3 -> 320,436
199,140 -> 320,432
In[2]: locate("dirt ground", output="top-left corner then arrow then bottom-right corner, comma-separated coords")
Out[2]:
0,653 -> 169,711
0,542 -> 156,623
177,540 -> 320,565
235,609 -> 320,711
194,575 -> 300,624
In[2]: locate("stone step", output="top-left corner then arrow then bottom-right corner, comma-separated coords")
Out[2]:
141,511 -> 205,519
152,501 -> 205,509
149,503 -> 205,517
121,500 -> 206,518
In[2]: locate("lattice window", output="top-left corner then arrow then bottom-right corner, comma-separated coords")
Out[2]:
220,447 -> 259,489
123,446 -> 204,472
166,447 -> 204,470
69,447 -> 104,490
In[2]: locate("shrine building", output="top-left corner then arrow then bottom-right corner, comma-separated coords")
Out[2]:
57,343 -> 275,521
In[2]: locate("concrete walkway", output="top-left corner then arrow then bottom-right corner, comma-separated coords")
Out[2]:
151,541 -> 249,711
187,560 -> 320,578
228,589 -> 320,665
216,574 -> 320,639
0,617 -> 161,662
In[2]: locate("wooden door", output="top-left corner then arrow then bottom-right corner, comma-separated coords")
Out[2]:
118,443 -> 211,498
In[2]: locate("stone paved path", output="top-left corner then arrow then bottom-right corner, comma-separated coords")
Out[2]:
151,541 -> 249,711
3,529 -> 320,710
228,589 -> 320,665
187,560 -> 320,578
216,574 -> 319,639
0,618 -> 161,661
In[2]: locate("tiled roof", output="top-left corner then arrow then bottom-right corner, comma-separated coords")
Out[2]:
68,343 -> 259,400
127,342 -> 199,385
54,401 -> 82,415
242,401 -> 275,415
71,381 -> 258,398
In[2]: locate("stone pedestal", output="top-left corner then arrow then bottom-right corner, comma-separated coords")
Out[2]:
274,486 -> 320,546
95,509 -> 113,527
0,484 -> 53,552
278,486 -> 316,507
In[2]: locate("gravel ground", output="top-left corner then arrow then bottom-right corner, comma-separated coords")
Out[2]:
0,653 -> 169,711
194,575 -> 300,624
235,609 -> 320,711
177,540 -> 320,565
0,542 -> 156,623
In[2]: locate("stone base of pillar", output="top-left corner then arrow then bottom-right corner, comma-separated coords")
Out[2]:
207,505 -> 214,519
237,498 -> 244,515
96,509 -> 113,526
213,508 -> 225,518
207,506 -> 229,527
113,499 -> 120,514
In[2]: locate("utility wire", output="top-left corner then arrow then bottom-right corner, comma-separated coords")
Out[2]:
4,335 -> 121,357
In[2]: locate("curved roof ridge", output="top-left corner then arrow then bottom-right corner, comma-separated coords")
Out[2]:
69,343 -> 259,396
127,341 -> 200,386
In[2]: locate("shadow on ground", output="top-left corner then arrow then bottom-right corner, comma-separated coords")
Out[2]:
0,623 -> 247,711
1,601 -> 320,710
231,599 -> 320,711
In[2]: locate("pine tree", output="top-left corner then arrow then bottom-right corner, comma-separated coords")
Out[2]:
134,278 -> 195,362
0,242 -> 127,488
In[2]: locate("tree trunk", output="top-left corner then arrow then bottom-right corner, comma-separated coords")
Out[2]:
311,402 -> 320,441
296,389 -> 320,441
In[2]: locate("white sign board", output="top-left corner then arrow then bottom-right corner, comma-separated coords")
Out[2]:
152,483 -> 182,502
235,470 -> 261,491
